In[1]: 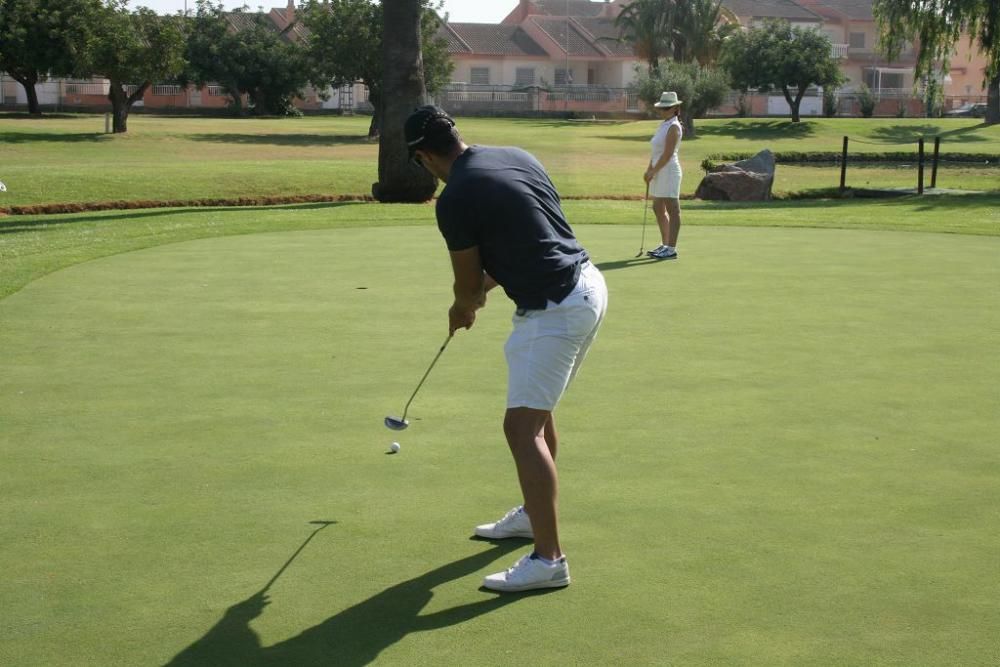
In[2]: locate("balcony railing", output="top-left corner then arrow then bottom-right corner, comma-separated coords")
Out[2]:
831,43 -> 848,59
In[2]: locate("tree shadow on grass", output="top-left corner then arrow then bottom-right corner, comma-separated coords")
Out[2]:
695,120 -> 817,140
869,123 -> 991,144
165,538 -> 534,667
0,131 -> 108,143
0,202 -> 363,234
189,133 -> 374,147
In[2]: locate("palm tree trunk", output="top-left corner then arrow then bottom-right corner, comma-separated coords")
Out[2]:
986,74 -> 999,126
372,0 -> 437,203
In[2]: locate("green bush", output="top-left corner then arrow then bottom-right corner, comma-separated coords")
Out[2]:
858,84 -> 876,118
823,88 -> 839,117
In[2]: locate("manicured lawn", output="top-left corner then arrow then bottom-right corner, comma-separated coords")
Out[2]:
2,222 -> 998,665
4,195 -> 999,301
2,114 -> 999,665
1,114 -> 998,207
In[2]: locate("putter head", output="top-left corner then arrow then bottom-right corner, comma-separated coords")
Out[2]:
384,416 -> 409,431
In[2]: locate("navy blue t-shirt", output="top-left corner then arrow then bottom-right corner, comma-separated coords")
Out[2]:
435,146 -> 589,310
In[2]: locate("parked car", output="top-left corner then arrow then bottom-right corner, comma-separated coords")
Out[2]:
945,103 -> 987,117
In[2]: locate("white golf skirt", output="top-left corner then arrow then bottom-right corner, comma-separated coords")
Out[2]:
504,262 -> 608,411
650,161 -> 682,199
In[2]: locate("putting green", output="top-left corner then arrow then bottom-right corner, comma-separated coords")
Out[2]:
1,225 -> 998,665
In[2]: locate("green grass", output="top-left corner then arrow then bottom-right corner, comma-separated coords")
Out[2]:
2,224 -> 998,665
2,114 -> 999,665
4,194 -> 1000,301
1,114 -> 998,206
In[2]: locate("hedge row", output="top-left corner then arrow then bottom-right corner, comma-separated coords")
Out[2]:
701,152 -> 1000,171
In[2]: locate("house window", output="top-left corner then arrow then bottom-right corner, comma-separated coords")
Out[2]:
515,67 -> 535,87
470,67 -> 490,85
555,68 -> 574,85
588,68 -> 596,85
864,70 -> 903,90
849,32 -> 866,49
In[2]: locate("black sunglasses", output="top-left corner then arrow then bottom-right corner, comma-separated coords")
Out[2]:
410,152 -> 427,170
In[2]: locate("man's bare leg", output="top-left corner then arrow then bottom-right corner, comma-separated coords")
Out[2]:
504,406 -> 560,560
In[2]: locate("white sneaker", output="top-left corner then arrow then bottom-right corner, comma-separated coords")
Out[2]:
483,552 -> 571,592
474,506 -> 533,539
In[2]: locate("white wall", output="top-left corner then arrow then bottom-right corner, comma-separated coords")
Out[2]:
768,95 -> 823,116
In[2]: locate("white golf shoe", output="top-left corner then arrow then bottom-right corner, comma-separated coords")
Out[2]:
483,552 -> 571,592
474,506 -> 533,539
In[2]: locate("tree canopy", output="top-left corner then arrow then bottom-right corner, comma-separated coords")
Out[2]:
0,0 -> 99,114
720,20 -> 844,122
184,0 -> 311,116
633,60 -> 729,136
300,0 -> 452,137
82,1 -> 186,132
873,0 -> 999,124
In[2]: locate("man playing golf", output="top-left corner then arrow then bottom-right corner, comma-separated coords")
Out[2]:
404,105 -> 608,593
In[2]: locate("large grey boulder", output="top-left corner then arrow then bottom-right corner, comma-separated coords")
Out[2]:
695,149 -> 776,201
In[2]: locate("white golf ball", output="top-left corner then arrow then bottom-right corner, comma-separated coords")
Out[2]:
390,441 -> 401,453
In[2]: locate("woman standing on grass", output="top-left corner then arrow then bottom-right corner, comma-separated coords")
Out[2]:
644,91 -> 684,260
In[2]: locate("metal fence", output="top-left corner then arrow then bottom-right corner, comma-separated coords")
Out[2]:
437,85 -> 641,115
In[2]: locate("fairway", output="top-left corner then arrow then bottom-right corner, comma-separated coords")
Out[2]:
2,223 -> 998,665
2,114 -> 998,208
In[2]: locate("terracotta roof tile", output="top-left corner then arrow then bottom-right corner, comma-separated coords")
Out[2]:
531,17 -> 604,56
443,23 -> 548,56
722,0 -> 822,21
573,17 -> 635,56
531,0 -> 610,17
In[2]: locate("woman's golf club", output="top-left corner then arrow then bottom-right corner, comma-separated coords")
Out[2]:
384,333 -> 454,431
634,182 -> 650,258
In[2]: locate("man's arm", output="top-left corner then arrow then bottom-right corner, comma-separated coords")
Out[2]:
448,246 -> 486,333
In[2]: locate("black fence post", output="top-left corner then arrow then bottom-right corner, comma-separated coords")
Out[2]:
931,136 -> 941,189
839,135 -> 848,193
917,138 -> 925,195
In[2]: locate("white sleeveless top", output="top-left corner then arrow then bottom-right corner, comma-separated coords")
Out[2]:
650,116 -> 682,166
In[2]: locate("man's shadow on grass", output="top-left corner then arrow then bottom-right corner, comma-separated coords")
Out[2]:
165,533 -> 532,667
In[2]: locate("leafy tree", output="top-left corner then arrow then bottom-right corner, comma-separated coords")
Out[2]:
300,0 -> 452,137
372,0 -> 436,203
632,60 -> 729,137
874,0 -> 999,124
719,19 -> 845,122
183,1 -> 311,116
0,0 -> 100,115
82,2 -> 185,133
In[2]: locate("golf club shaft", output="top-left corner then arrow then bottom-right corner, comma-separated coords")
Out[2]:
636,182 -> 650,257
399,334 -> 453,421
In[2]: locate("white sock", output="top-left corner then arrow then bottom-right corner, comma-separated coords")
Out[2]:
532,553 -> 562,566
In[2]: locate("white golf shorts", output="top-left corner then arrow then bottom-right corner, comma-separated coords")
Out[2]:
505,262 -> 608,411
650,162 -> 682,199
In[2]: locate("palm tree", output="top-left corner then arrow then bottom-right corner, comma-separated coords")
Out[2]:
373,0 -> 437,202
614,0 -> 738,73
613,0 -> 674,75
673,0 -> 740,66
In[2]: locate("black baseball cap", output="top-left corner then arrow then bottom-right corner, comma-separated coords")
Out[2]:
404,105 -> 455,158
